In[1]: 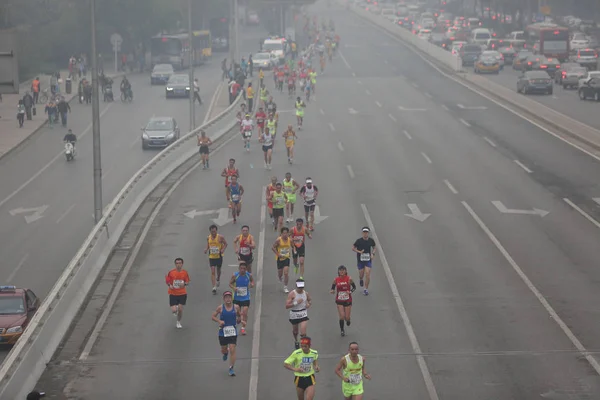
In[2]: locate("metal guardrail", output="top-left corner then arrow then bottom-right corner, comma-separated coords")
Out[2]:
0,87 -> 244,400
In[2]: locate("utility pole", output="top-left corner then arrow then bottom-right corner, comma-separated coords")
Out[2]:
188,0 -> 195,131
234,0 -> 240,62
229,0 -> 236,67
90,0 -> 103,224
280,4 -> 285,37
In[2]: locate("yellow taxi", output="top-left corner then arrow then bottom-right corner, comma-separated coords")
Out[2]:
0,286 -> 40,345
474,55 -> 500,74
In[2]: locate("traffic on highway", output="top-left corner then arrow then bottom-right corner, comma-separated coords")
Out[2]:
6,0 -> 600,399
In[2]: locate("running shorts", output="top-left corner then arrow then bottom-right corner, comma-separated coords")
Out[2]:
169,294 -> 187,306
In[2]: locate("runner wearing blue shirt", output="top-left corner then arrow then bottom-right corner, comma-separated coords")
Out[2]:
229,261 -> 255,336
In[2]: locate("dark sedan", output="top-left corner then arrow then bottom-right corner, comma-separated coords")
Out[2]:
459,44 -> 483,66
165,74 -> 190,98
578,78 -> 600,101
150,64 -> 174,85
141,116 -> 180,149
517,70 -> 553,95
537,57 -> 561,78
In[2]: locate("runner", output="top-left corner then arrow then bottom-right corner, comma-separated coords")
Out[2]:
292,218 -> 311,277
352,227 -> 376,296
205,224 -> 228,294
211,291 -> 241,376
259,83 -> 269,108
229,261 -> 254,335
277,67 -> 285,92
288,70 -> 296,97
283,172 -> 300,222
266,95 -> 277,121
330,265 -> 356,336
241,114 -> 254,151
267,113 -> 277,141
226,175 -> 244,223
233,225 -> 256,273
295,97 -> 306,130
260,126 -> 275,170
334,342 -> 372,400
266,176 -> 278,227
285,278 -> 312,349
270,182 -> 288,231
283,336 -> 320,400
273,226 -> 293,293
165,257 -> 190,329
300,178 -> 319,231
255,107 -> 267,135
196,130 -> 212,170
283,125 -> 298,164
309,69 -> 317,94
221,159 -> 240,199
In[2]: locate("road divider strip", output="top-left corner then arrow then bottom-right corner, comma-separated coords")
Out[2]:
0,86 -> 246,400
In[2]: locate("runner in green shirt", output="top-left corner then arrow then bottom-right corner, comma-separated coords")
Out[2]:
284,336 -> 320,399
335,341 -> 372,399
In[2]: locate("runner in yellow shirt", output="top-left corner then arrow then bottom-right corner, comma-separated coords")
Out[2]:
283,124 -> 298,164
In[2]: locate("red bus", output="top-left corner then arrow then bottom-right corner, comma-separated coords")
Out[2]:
525,23 -> 570,61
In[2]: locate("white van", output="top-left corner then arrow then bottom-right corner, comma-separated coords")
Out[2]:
471,28 -> 491,45
262,39 -> 286,63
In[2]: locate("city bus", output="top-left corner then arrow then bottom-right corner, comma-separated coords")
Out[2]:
525,23 -> 570,61
150,31 -> 211,70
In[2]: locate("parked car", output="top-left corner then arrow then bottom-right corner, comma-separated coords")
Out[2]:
517,70 -> 553,95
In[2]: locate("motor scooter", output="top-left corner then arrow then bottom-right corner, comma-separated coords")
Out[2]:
64,142 -> 75,161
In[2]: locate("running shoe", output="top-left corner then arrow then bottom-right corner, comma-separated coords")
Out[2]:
223,352 -> 228,361
176,321 -> 182,329
229,367 -> 236,376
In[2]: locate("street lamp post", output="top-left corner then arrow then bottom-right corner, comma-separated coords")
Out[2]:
90,0 -> 103,224
188,0 -> 195,131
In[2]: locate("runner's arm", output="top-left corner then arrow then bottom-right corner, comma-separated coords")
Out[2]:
272,239 -> 280,256
284,291 -> 296,309
330,279 -> 337,294
305,292 -> 312,309
362,357 -> 371,379
229,274 -> 236,289
211,306 -> 224,325
249,275 -> 255,288
240,185 -> 245,196
226,186 -> 231,201
220,235 -> 228,253
204,237 -> 209,254
334,357 -> 347,381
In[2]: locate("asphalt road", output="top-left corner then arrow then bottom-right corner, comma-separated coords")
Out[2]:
479,55 -> 600,130
35,3 -> 600,399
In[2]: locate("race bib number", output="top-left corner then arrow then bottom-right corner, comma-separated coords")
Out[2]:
338,291 -> 349,301
173,279 -> 184,289
210,246 -> 220,255
223,325 -> 237,337
300,363 -> 312,373
236,287 -> 248,297
240,247 -> 250,255
280,247 -> 290,257
244,131 -> 252,138
293,236 -> 304,245
285,186 -> 293,194
276,197 -> 285,206
360,253 -> 371,262
257,119 -> 264,124
290,309 -> 308,319
232,194 -> 240,201
227,176 -> 233,183
348,374 -> 362,384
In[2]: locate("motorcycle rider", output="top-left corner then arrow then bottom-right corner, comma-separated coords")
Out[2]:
120,76 -> 132,100
63,129 -> 77,155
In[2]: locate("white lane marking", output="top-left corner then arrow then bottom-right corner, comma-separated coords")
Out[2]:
320,108 -> 325,115
347,165 -> 355,179
424,92 -> 432,98
483,137 -> 497,147
339,50 -> 352,69
388,114 -> 397,122
357,80 -> 363,85
441,104 -> 449,111
101,167 -> 112,181
514,160 -> 533,173
329,123 -> 336,132
459,118 -> 471,127
594,198 -> 600,206
362,17 -> 600,164
403,130 -> 412,140
0,103 -> 113,210
129,136 -> 140,149
203,82 -> 223,125
421,152 -> 432,164
338,142 -> 345,152
366,89 -> 372,95
462,200 -> 600,376
352,72 -> 357,77
375,101 -> 382,107
56,203 -> 76,224
563,198 -> 600,229
361,204 -> 440,400
7,253 -> 29,283
78,121 -> 241,361
412,82 -> 419,88
248,186 -> 267,400
444,179 -> 458,194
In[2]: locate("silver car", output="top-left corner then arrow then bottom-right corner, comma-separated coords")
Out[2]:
150,64 -> 174,85
141,116 -> 180,149
252,52 -> 278,70
557,65 -> 587,89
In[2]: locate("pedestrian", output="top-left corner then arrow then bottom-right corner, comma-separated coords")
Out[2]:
31,77 -> 40,104
84,81 -> 92,104
45,100 -> 57,126
50,73 -> 58,95
78,79 -> 84,104
193,78 -> 203,105
248,54 -> 254,77
22,92 -> 34,120
221,58 -> 228,81
17,100 -> 25,128
57,97 -> 71,127
246,82 -> 254,112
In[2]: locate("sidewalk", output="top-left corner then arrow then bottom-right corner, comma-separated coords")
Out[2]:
0,70 -> 120,159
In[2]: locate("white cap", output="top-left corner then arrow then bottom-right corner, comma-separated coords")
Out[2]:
296,280 -> 305,288
305,179 -> 313,184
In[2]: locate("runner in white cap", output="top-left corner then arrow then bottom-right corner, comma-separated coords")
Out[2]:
285,278 -> 312,349
300,178 -> 319,231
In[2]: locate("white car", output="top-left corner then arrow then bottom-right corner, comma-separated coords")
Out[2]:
481,50 -> 504,67
578,71 -> 600,88
417,29 -> 432,41
571,33 -> 590,50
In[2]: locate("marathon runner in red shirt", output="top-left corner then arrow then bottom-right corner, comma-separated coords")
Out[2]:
255,107 -> 267,135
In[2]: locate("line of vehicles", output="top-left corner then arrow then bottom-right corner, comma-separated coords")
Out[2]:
358,0 -> 600,101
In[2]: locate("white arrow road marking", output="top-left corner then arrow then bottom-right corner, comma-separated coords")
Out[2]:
398,106 -> 426,111
593,198 -> 600,206
492,201 -> 549,217
10,205 -> 49,223
211,207 -> 233,226
313,205 -> 329,224
404,203 -> 431,222
184,209 -> 219,219
457,103 -> 487,110
348,108 -> 358,114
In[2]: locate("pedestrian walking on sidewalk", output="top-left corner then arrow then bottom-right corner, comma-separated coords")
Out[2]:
17,100 -> 25,128
57,97 -> 71,127
23,92 -> 34,120
31,77 -> 41,104
45,100 -> 57,127
193,78 -> 203,105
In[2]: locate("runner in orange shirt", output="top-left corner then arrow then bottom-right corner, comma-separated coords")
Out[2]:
165,257 -> 191,329
266,176 -> 278,227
